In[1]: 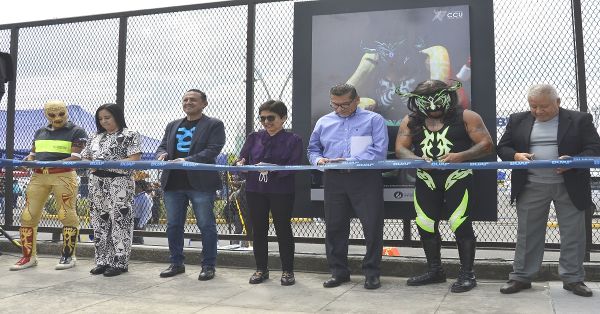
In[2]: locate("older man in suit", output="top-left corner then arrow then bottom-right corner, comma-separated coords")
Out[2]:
497,84 -> 600,297
156,89 -> 225,280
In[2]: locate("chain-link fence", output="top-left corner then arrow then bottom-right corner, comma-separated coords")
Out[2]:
581,0 -> 600,246
0,29 -> 10,226
472,0 -> 579,246
1,0 -> 599,250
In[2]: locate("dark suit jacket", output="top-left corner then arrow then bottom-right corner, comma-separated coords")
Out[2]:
156,115 -> 225,192
0,52 -> 15,82
497,108 -> 600,211
0,52 -> 15,98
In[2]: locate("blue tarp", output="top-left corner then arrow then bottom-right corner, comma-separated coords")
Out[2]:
0,105 -> 161,160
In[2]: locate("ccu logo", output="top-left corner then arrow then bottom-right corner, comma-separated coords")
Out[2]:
393,191 -> 404,199
433,9 -> 464,22
447,11 -> 463,19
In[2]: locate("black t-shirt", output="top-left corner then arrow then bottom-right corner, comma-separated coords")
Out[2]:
165,118 -> 200,191
33,122 -> 88,161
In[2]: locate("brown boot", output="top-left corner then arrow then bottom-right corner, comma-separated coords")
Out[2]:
56,226 -> 78,270
10,226 -> 38,271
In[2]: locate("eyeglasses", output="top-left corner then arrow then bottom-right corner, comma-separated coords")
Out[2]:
259,115 -> 277,122
329,100 -> 354,109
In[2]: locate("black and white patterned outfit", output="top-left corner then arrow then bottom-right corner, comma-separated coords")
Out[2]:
82,128 -> 141,269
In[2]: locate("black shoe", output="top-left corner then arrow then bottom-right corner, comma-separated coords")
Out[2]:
103,267 -> 128,277
409,236 -> 446,286
364,276 -> 381,290
500,280 -> 531,294
160,264 -> 185,278
323,275 -> 350,288
249,270 -> 269,284
450,270 -> 477,293
198,266 -> 215,281
563,282 -> 593,297
90,265 -> 108,275
281,271 -> 295,286
407,268 -> 446,286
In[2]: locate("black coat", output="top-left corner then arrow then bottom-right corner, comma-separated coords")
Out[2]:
497,108 -> 600,211
156,115 -> 225,192
0,52 -> 15,83
0,52 -> 15,97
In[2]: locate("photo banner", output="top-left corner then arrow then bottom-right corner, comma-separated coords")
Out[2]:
293,0 -> 496,220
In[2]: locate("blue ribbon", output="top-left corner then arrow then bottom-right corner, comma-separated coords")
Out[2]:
2,158 -> 600,172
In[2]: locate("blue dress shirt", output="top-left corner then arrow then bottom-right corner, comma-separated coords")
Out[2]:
307,108 -> 389,165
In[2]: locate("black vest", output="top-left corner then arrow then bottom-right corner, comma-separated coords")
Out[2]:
412,109 -> 472,161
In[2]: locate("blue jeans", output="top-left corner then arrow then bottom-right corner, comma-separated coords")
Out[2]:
164,190 -> 217,267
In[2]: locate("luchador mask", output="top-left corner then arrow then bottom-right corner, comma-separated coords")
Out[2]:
396,80 -> 462,116
44,100 -> 68,129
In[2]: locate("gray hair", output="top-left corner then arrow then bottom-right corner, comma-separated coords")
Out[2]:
527,84 -> 559,100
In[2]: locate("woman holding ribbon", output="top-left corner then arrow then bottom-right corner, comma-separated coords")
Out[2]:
237,100 -> 303,286
82,103 -> 141,277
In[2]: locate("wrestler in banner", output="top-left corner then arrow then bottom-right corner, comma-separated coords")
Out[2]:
395,80 -> 493,292
10,100 -> 87,271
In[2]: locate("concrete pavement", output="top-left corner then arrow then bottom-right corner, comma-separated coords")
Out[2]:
0,245 -> 599,313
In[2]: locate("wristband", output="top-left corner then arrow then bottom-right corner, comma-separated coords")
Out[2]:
71,152 -> 82,158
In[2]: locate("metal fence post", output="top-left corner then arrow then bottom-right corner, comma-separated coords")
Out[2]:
571,0 -> 591,261
571,0 -> 587,113
402,219 -> 412,245
116,17 -> 128,109
245,2 -> 256,136
4,28 -> 19,227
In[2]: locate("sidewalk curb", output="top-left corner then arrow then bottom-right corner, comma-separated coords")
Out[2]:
1,241 -> 599,281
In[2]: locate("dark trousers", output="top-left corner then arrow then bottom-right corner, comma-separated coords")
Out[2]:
246,191 -> 295,272
414,169 -> 475,241
133,218 -> 145,245
323,170 -> 384,277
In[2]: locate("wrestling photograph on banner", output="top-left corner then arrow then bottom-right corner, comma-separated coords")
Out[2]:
310,6 -> 471,200
293,0 -> 497,220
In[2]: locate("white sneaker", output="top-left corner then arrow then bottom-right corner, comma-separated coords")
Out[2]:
9,256 -> 38,271
55,256 -> 77,270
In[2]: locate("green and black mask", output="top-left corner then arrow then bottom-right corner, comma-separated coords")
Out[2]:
396,80 -> 462,115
